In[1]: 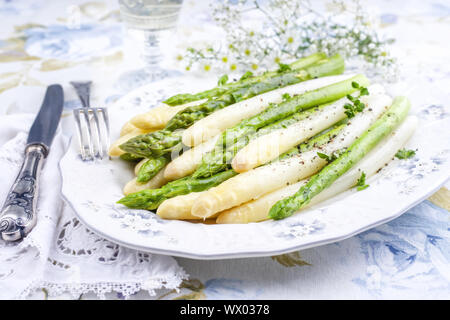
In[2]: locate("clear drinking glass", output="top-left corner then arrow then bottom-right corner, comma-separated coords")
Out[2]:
118,0 -> 184,81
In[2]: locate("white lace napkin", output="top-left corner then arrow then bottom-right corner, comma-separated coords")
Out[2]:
0,114 -> 187,299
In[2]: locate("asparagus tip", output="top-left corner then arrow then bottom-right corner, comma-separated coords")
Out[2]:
268,203 -> 285,220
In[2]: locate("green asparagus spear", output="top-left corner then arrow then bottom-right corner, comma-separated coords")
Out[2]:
136,156 -> 169,183
193,74 -> 368,178
119,153 -> 143,162
166,55 -> 344,131
164,95 -> 235,131
193,105 -> 328,178
194,110 -> 347,178
120,129 -> 184,158
120,54 -> 345,158
269,96 -> 411,220
118,170 -> 237,210
163,52 -> 327,106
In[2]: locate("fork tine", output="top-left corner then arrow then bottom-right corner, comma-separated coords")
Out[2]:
81,108 -> 95,160
89,108 -> 103,158
73,109 -> 85,160
98,108 -> 110,158
73,109 -> 91,161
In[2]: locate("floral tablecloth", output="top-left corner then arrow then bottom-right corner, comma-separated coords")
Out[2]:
0,0 -> 448,299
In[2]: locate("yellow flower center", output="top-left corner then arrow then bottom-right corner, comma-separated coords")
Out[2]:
222,56 -> 228,63
204,65 -> 211,71
230,64 -> 237,71
251,64 -> 258,70
287,37 -> 294,44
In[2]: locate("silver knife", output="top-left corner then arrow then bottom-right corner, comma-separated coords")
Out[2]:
0,85 -> 64,242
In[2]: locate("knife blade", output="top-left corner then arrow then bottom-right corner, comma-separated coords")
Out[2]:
27,84 -> 64,154
0,85 -> 64,241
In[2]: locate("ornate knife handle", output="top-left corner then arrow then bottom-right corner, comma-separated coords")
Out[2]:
0,144 -> 47,242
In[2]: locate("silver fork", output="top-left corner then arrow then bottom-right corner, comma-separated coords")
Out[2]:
71,81 -> 110,161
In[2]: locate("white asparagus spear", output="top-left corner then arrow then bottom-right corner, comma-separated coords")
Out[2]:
130,99 -> 207,130
216,116 -> 418,223
232,84 -> 385,172
182,75 -> 355,147
134,158 -> 148,175
120,121 -> 140,136
163,135 -> 220,180
157,192 -> 210,220
191,93 -> 392,218
123,168 -> 169,195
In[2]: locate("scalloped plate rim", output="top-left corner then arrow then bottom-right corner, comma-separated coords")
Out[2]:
60,172 -> 447,260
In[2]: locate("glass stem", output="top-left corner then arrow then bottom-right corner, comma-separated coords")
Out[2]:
142,30 -> 162,68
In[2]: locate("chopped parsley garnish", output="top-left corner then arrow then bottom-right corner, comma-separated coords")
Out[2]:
277,63 -> 291,73
395,148 -> 416,159
317,152 -> 338,163
359,87 -> 369,96
282,93 -> 292,101
344,83 -> 369,118
351,81 -> 360,88
217,74 -> 229,86
355,172 -> 369,191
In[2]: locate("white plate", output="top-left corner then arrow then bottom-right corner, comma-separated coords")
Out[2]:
60,76 -> 450,260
